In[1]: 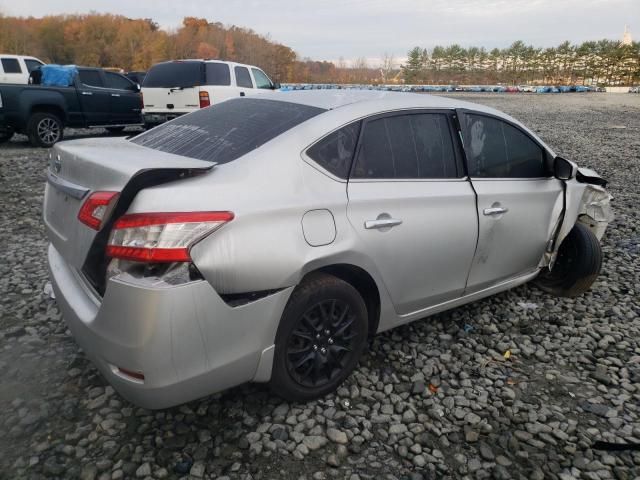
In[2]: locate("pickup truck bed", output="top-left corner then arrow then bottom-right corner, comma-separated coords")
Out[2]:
0,67 -> 143,147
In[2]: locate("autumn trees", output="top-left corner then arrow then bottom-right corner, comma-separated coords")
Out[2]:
0,14 -> 298,82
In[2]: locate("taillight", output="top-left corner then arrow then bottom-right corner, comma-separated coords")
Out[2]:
78,191 -> 119,230
199,91 -> 210,108
106,211 -> 233,263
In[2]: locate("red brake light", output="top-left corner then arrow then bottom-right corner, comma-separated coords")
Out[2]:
199,91 -> 210,108
107,211 -> 233,263
78,191 -> 119,230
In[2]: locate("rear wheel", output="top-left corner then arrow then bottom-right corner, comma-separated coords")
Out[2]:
270,273 -> 368,401
535,223 -> 603,297
106,126 -> 126,134
27,112 -> 63,148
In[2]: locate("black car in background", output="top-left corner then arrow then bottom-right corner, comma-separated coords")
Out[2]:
0,67 -> 143,147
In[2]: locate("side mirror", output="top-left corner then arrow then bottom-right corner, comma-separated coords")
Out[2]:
133,83 -> 141,93
554,156 -> 576,180
272,82 -> 281,90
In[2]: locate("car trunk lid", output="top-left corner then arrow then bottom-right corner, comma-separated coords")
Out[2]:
44,137 -> 213,271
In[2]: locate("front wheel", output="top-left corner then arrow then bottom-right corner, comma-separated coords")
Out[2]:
535,223 -> 603,297
27,112 -> 63,147
270,273 -> 368,402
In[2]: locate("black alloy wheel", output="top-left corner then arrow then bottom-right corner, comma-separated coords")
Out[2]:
271,273 -> 368,401
286,298 -> 358,388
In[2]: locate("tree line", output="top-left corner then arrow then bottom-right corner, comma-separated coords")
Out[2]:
0,14 -> 301,81
0,13 -> 638,85
402,40 -> 640,86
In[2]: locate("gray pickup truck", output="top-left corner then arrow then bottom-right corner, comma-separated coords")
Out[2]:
0,67 -> 143,147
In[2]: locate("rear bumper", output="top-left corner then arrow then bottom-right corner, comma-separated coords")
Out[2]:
48,244 -> 292,409
143,111 -> 190,126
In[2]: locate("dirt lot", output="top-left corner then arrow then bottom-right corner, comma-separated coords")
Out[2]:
0,93 -> 638,480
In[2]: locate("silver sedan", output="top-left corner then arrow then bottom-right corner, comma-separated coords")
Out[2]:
44,90 -> 612,408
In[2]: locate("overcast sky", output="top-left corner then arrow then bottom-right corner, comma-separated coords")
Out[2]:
1,0 -> 637,64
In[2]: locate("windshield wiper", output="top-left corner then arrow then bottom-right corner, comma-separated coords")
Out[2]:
169,87 -> 185,92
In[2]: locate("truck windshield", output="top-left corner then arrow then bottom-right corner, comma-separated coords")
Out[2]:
131,98 -> 325,164
143,61 -> 203,88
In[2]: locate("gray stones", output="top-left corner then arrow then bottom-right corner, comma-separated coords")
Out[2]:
326,428 -> 348,444
135,463 -> 151,478
389,424 -> 408,435
79,464 -> 97,480
302,435 -> 327,451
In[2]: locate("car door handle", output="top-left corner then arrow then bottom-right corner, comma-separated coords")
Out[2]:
240,92 -> 246,97
111,93 -> 120,97
365,218 -> 403,229
81,91 -> 93,96
483,207 -> 509,216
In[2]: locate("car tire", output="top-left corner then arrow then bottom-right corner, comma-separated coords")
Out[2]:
27,112 -> 63,148
270,273 -> 368,402
106,126 -> 126,134
535,223 -> 603,297
0,130 -> 14,143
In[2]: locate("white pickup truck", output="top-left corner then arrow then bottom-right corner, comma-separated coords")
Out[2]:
0,54 -> 45,84
141,59 -> 280,127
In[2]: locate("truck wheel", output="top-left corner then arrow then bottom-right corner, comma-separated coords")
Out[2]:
0,130 -> 14,143
270,273 -> 368,402
27,112 -> 63,148
106,126 -> 125,134
535,223 -> 603,297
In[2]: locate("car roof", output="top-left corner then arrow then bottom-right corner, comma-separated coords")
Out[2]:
0,54 -> 42,60
256,89 -> 504,116
251,90 -> 553,155
161,59 -> 264,70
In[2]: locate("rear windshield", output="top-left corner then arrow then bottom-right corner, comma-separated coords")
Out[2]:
131,98 -> 325,164
143,61 -> 203,88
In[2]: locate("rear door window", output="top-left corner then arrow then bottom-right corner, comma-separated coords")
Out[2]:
205,63 -> 231,86
1,58 -> 22,74
105,71 -> 135,90
352,113 -> 459,179
143,61 -> 203,88
79,69 -> 104,87
131,98 -> 325,164
234,66 -> 253,88
306,122 -> 361,179
252,68 -> 272,89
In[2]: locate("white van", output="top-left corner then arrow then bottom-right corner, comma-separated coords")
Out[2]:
0,55 -> 45,84
141,59 -> 279,127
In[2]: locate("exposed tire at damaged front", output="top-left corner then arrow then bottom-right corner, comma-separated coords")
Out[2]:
535,223 -> 603,297
270,273 -> 368,402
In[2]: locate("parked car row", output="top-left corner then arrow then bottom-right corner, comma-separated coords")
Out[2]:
629,86 -> 640,93
281,83 -> 604,93
0,57 -> 278,146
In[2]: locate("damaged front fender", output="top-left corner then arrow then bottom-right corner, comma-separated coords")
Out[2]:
542,168 -> 613,269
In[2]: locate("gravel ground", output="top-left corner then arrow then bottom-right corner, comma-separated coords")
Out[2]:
0,94 -> 639,480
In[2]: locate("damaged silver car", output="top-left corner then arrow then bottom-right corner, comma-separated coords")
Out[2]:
44,91 -> 612,408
